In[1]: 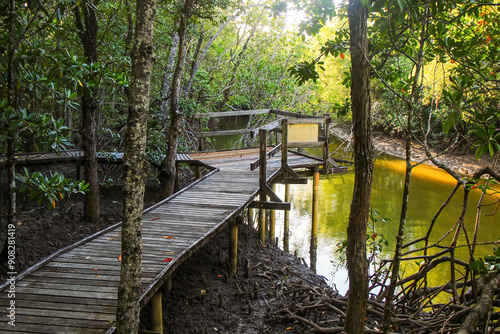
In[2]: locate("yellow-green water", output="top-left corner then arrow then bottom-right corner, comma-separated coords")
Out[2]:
274,155 -> 500,294
210,128 -> 499,295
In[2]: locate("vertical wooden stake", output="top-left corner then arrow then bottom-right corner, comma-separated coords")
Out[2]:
229,216 -> 241,277
310,169 -> 320,273
258,128 -> 267,245
174,164 -> 180,192
324,115 -> 331,170
76,164 -> 84,181
150,290 -> 163,332
198,118 -> 204,151
284,183 -> 290,253
269,184 -> 276,243
259,208 -> 265,244
195,165 -> 202,180
247,208 -> 253,227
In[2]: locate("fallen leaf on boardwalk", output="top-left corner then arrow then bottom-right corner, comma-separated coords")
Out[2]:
150,217 -> 160,221
286,327 -> 292,330
117,254 -> 122,261
100,284 -> 106,286
92,268 -> 98,271
95,275 -> 99,278
29,316 -> 35,319
105,237 -> 114,241
162,235 -> 174,239
164,251 -> 175,254
164,258 -> 174,262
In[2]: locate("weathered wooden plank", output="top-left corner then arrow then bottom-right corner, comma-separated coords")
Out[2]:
192,109 -> 270,118
21,275 -> 120,287
11,306 -> 115,321
0,298 -> 116,314
0,321 -> 103,333
16,281 -> 118,293
0,291 -> 116,306
0,315 -> 111,330
12,286 -> 118,299
194,129 -> 253,137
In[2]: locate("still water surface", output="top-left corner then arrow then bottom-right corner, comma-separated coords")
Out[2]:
208,121 -> 499,294
273,154 -> 499,294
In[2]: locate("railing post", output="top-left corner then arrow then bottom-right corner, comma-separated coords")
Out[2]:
198,118 -> 204,151
281,118 -> 288,175
324,115 -> 330,170
258,128 -> 267,244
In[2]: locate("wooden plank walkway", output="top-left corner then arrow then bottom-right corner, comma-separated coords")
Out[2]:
0,148 -> 323,333
0,150 -> 191,166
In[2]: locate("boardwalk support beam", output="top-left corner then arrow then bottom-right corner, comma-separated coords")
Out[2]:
150,290 -> 163,332
229,216 -> 241,276
310,169 -> 320,273
284,184 -> 290,253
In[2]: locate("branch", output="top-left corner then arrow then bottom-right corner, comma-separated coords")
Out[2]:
457,273 -> 500,334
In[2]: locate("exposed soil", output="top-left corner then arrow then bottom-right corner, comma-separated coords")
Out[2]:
0,127 -> 496,333
331,124 -> 500,175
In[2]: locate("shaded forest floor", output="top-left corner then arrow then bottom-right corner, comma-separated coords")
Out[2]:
0,127 -> 497,333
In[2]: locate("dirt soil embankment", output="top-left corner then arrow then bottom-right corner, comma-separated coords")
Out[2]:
331,124 -> 499,175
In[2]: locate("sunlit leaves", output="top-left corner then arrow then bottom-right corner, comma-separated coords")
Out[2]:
288,60 -> 323,86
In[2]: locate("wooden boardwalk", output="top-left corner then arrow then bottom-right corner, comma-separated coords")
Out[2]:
0,148 -> 323,333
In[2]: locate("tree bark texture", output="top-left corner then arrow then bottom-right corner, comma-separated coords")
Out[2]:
160,30 -> 179,125
159,0 -> 193,199
115,0 -> 157,332
74,0 -> 100,223
345,1 -> 373,333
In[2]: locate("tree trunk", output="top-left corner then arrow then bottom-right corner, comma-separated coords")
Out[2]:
160,30 -> 179,127
158,0 -> 194,199
382,3 -> 430,331
115,0 -> 157,332
345,1 -> 373,333
74,0 -> 100,223
184,15 -> 236,99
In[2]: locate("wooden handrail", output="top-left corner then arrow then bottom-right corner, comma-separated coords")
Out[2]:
193,109 -> 270,118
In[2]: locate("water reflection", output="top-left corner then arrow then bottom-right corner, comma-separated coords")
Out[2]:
275,154 -> 499,295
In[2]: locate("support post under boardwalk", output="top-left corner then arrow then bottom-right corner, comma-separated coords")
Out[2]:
283,183 -> 290,253
269,184 -> 276,243
150,290 -> 163,332
229,216 -> 241,276
195,165 -> 202,180
310,170 -> 320,273
258,129 -> 267,244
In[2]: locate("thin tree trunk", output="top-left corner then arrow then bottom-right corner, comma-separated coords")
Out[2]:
184,14 -> 236,99
74,0 -> 100,223
115,0 -> 157,332
345,1 -> 373,333
159,0 -> 194,199
382,3 -> 430,331
160,30 -> 179,127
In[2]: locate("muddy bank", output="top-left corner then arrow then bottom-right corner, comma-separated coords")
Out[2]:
330,124 -> 499,175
